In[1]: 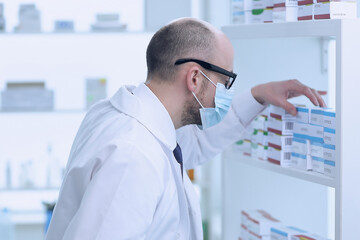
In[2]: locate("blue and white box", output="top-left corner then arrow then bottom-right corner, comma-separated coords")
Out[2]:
293,122 -> 324,143
295,106 -> 310,124
291,152 -> 311,170
323,144 -> 336,162
270,226 -> 308,240
310,107 -> 323,126
322,108 -> 336,129
312,156 -> 325,174
324,127 -> 336,145
324,160 -> 336,178
292,137 -> 309,155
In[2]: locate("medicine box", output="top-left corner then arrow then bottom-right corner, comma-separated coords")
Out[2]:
232,11 -> 245,24
310,141 -> 323,158
314,2 -> 357,20
246,210 -> 281,236
323,127 -> 336,145
322,109 -> 336,129
271,226 -> 308,240
248,8 -> 273,23
268,146 -> 292,167
324,160 -> 336,178
323,144 -> 335,162
292,233 -> 331,240
292,137 -> 309,155
310,108 -> 323,126
273,0 -> 298,7
312,156 -> 325,174
267,117 -> 294,136
267,131 -> 292,150
295,106 -> 310,123
291,152 -> 311,171
273,6 -> 298,22
298,4 -> 314,21
269,105 -> 295,120
293,122 -> 324,143
234,139 -> 252,157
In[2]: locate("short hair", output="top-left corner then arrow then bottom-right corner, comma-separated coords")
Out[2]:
146,19 -> 216,81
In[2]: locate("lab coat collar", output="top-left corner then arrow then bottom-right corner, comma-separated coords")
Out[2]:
110,83 -> 177,151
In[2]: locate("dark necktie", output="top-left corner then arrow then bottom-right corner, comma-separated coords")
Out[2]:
173,143 -> 183,178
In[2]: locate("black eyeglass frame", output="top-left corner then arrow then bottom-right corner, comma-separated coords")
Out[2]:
175,58 -> 237,89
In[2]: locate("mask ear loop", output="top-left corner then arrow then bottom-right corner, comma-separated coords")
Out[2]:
192,91 -> 205,109
199,70 -> 217,87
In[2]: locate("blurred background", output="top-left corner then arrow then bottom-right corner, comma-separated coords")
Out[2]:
0,1 -> 359,240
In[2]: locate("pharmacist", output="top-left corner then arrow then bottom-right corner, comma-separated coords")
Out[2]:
46,18 -> 326,240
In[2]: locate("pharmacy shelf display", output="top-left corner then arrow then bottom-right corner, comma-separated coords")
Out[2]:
0,32 -> 153,231
221,19 -> 360,240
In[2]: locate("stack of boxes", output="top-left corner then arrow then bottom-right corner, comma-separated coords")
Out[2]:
310,108 -> 336,178
232,0 -> 357,24
291,106 -> 312,171
266,105 -> 294,167
234,126 -> 253,157
241,210 -> 281,240
14,4 -> 41,33
251,111 -> 269,161
234,104 -> 337,178
292,106 -> 336,178
240,210 -> 330,240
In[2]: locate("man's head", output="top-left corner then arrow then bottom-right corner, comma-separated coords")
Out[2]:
146,18 -> 216,81
145,18 -> 235,129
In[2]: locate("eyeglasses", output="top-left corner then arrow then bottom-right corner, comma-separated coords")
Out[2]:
175,58 -> 237,89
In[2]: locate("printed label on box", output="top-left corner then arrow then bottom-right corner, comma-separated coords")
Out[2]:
324,160 -> 335,178
310,108 -> 323,126
298,4 -> 314,21
295,106 -> 310,123
314,2 -> 357,20
292,137 -> 309,155
324,127 -> 336,145
312,156 -> 325,174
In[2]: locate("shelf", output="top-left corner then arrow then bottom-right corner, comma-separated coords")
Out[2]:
0,109 -> 86,114
222,19 -> 345,39
223,149 -> 336,188
0,188 -> 59,192
0,31 -> 154,36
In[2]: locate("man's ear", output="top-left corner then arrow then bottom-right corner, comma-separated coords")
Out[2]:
186,66 -> 201,94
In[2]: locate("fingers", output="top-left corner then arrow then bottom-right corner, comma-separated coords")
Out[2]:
312,89 -> 327,108
288,80 -> 327,107
317,90 -> 327,96
282,100 -> 297,116
301,86 -> 319,107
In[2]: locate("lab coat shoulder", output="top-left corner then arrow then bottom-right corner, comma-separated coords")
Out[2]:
63,141 -> 168,239
52,100 -> 175,240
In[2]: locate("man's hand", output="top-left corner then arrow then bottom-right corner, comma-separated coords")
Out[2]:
251,79 -> 327,116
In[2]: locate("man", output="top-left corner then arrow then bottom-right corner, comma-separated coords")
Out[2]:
46,18 -> 325,239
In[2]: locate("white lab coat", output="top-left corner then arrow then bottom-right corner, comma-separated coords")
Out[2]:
46,83 -> 264,240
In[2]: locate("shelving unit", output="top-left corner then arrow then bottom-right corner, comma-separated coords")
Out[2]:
223,150 -> 336,188
221,19 -> 360,240
0,32 -> 153,240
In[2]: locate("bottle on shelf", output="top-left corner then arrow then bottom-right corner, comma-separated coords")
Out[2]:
0,208 -> 15,240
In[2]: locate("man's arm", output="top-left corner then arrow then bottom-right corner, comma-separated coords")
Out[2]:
177,80 -> 326,169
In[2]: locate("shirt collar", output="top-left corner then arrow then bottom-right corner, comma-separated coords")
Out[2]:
110,83 -> 177,151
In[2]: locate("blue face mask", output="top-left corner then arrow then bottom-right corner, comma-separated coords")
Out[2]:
192,70 -> 234,130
